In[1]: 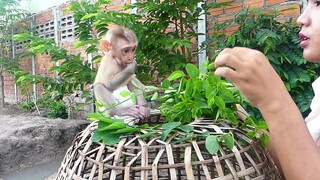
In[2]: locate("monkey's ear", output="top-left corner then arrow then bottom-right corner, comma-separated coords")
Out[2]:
100,39 -> 111,52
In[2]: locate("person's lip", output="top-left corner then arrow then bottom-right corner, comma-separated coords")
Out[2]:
299,32 -> 310,48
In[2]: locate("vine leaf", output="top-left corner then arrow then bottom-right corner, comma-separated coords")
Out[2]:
205,135 -> 219,154
221,133 -> 234,150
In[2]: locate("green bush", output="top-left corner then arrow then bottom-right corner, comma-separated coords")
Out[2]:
37,97 -> 68,119
209,9 -> 320,118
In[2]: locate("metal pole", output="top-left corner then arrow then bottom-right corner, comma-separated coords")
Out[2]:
31,14 -> 37,100
131,0 -> 137,14
11,20 -> 18,102
53,7 -> 60,78
197,1 -> 207,73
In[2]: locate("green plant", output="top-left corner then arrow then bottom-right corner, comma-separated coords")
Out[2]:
0,0 -> 29,108
12,32 -> 96,119
158,62 -> 240,124
37,97 -> 68,119
78,0 -> 229,84
88,62 -> 269,154
18,100 -> 35,111
209,8 -> 320,117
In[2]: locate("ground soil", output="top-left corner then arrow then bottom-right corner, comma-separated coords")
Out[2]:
0,103 -> 90,179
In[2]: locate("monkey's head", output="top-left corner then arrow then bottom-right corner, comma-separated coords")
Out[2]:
100,26 -> 138,66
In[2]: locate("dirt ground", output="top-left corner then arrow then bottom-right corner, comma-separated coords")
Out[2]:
0,103 -> 30,116
0,103 -> 90,179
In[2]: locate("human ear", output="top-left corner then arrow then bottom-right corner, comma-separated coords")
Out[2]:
100,39 -> 111,52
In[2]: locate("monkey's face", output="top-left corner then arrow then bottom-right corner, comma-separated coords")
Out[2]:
111,39 -> 137,66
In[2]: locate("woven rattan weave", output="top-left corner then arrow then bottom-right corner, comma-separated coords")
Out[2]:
56,113 -> 281,180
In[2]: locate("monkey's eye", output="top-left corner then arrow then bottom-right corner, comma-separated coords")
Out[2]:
123,48 -> 130,54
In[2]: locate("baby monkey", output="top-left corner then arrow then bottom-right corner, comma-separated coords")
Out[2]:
93,26 -> 150,121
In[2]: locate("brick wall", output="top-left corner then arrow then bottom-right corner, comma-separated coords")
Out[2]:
3,0 -> 303,104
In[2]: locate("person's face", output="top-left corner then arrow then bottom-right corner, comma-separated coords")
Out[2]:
297,0 -> 320,62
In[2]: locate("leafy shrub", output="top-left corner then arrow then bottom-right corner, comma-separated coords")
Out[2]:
209,9 -> 320,117
37,97 -> 68,119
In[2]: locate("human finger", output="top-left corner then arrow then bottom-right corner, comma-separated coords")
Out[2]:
214,50 -> 245,83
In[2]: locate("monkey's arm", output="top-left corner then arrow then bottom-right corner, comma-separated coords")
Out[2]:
127,79 -> 148,107
107,61 -> 137,91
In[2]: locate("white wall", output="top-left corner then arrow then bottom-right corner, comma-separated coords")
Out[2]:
18,0 -> 70,13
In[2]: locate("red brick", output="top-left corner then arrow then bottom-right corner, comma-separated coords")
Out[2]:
217,15 -> 234,24
225,2 -> 243,14
209,7 -> 224,16
244,0 -> 264,8
266,0 -> 285,5
278,4 -> 301,17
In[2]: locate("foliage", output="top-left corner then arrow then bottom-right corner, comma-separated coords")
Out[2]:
88,62 -> 269,153
209,9 -> 319,117
37,97 -> 68,119
12,32 -> 96,116
158,62 -> 240,124
0,0 -> 29,107
77,0 -> 229,83
18,100 -> 35,111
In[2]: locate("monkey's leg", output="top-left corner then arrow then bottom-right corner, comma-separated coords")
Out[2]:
94,83 -> 146,119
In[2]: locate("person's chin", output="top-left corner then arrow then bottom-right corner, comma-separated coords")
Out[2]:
303,50 -> 320,62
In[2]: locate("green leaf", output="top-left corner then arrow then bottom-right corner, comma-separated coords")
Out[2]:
205,135 -> 219,154
180,125 -> 194,133
214,96 -> 225,110
167,71 -> 185,81
99,121 -> 127,131
151,92 -> 159,101
161,129 -> 172,141
221,133 -> 234,150
162,122 -> 181,130
81,13 -> 98,20
174,134 -> 194,144
260,133 -> 270,149
112,127 -> 140,134
145,85 -> 159,91
86,113 -> 113,123
162,79 -> 170,88
130,92 -> 137,104
139,130 -> 159,139
92,130 -> 104,142
102,133 -> 121,145
186,63 -> 200,78
120,90 -> 130,97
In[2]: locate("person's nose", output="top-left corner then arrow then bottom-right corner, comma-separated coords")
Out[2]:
297,8 -> 310,27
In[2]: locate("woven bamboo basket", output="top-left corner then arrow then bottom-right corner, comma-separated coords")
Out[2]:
56,112 -> 281,180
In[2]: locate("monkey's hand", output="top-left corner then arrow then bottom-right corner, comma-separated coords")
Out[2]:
109,105 -> 149,121
123,60 -> 137,74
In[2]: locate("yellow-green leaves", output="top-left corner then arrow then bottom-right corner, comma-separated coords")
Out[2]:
167,71 -> 185,81
186,63 -> 200,78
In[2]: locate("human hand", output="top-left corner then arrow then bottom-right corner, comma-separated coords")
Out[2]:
214,47 -> 289,110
